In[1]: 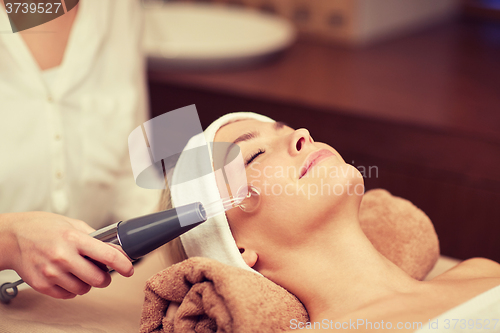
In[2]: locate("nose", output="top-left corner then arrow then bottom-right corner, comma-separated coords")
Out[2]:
289,128 -> 313,155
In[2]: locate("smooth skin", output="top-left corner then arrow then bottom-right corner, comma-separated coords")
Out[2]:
0,2 -> 134,299
214,119 -> 500,332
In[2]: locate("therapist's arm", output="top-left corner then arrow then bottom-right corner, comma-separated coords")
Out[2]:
0,212 -> 134,299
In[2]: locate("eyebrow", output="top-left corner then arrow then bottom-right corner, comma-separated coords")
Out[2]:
232,121 -> 287,144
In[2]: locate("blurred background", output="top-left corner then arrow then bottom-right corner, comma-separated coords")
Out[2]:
142,0 -> 500,262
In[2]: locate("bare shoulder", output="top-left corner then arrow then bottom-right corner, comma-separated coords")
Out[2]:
454,257 -> 500,276
434,257 -> 500,280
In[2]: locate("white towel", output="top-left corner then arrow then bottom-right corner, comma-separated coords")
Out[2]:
170,112 -> 275,274
415,284 -> 500,333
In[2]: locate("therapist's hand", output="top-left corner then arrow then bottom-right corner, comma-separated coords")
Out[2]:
0,212 -> 134,299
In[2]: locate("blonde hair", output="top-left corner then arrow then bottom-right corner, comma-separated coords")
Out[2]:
158,188 -> 189,265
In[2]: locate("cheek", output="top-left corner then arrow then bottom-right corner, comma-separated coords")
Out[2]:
228,191 -> 303,245
245,164 -> 323,225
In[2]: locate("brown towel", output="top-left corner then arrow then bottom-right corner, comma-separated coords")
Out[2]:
359,189 -> 439,280
140,257 -> 308,333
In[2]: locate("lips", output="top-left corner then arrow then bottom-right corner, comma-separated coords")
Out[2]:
299,149 -> 334,179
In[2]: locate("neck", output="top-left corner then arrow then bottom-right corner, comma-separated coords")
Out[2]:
270,215 -> 423,321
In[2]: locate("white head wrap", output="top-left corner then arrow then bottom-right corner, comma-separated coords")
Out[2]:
170,112 -> 275,274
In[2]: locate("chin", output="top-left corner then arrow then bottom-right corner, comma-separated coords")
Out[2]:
306,163 -> 364,215
315,162 -> 364,194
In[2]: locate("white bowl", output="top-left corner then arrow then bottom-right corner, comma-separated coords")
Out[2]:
143,2 -> 296,70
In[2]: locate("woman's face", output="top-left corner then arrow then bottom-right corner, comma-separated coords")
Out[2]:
214,119 -> 364,270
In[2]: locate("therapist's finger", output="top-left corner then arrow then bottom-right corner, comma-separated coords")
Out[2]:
76,236 -> 134,277
36,262 -> 94,296
54,272 -> 92,296
32,280 -> 77,299
50,285 -> 77,299
107,242 -> 131,258
69,256 -> 112,288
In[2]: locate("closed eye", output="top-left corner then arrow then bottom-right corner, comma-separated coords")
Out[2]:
245,149 -> 265,166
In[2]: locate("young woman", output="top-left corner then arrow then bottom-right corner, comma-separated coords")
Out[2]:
165,112 -> 500,332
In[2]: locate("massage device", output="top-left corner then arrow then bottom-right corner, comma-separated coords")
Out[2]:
0,185 -> 260,303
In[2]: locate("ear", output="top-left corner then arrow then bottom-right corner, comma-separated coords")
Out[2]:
239,247 -> 258,268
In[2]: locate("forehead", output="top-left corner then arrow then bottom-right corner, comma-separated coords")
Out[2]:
214,119 -> 270,143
